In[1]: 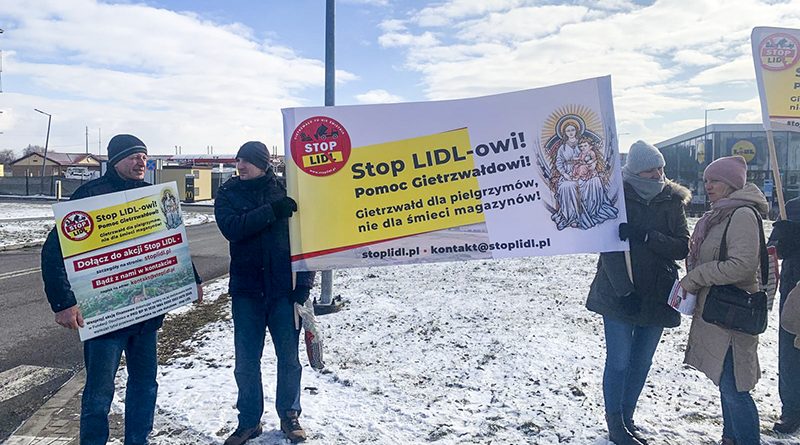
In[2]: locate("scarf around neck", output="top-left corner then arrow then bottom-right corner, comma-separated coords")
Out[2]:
686,197 -> 752,269
622,166 -> 665,202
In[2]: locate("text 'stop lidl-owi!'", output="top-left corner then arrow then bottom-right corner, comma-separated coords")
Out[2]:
52,182 -> 197,341
282,76 -> 630,271
752,26 -> 800,131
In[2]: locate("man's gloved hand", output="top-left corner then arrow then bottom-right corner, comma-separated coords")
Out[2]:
289,285 -> 311,305
619,223 -> 648,243
271,197 -> 298,219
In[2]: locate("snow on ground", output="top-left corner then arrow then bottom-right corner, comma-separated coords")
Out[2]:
0,202 -> 214,248
130,231 -> 799,445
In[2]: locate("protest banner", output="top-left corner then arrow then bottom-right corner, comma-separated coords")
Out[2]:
283,76 -> 628,271
52,182 -> 197,340
751,26 -> 800,219
752,26 -> 800,131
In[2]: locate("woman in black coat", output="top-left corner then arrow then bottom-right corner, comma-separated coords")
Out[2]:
586,140 -> 690,445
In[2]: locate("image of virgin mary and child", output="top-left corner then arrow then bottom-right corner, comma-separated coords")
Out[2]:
544,117 -> 618,231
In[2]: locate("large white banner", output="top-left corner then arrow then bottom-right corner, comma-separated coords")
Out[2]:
283,76 -> 628,271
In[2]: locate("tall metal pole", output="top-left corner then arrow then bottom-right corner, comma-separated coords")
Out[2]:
704,107 -> 724,163
85,125 -> 89,154
34,108 -> 52,193
319,0 -> 335,305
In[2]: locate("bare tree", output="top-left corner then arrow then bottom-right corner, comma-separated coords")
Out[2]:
22,144 -> 45,156
0,148 -> 17,165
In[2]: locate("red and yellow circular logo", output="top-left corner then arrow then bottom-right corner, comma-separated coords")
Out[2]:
759,33 -> 800,71
290,116 -> 351,177
61,211 -> 94,241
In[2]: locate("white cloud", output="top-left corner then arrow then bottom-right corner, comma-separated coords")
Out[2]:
354,89 -> 404,104
377,0 -> 800,146
0,0 -> 358,154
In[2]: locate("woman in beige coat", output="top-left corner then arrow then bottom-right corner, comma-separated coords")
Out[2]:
680,156 -> 768,445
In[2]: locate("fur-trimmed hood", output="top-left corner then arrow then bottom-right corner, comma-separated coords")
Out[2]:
666,179 -> 692,206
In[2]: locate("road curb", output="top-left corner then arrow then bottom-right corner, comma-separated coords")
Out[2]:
0,241 -> 44,252
5,369 -> 85,444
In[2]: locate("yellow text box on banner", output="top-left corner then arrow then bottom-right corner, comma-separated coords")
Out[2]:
57,195 -> 165,258
292,129 -> 484,257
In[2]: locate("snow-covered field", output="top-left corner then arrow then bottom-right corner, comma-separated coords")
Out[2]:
0,202 -> 214,248
129,238 -> 799,445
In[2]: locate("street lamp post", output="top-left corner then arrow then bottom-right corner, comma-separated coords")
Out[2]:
704,107 -> 724,164
34,108 -> 52,194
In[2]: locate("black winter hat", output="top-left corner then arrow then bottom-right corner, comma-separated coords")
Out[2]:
107,134 -> 147,167
236,141 -> 270,171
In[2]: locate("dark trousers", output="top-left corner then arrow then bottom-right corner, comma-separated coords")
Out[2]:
232,295 -> 302,429
602,316 -> 663,421
80,329 -> 158,445
780,289 -> 800,418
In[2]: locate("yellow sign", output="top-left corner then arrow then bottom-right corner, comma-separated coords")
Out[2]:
288,129 -> 484,258
731,140 -> 757,163
752,27 -> 800,129
57,195 -> 166,258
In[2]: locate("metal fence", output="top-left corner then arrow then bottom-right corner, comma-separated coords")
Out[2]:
0,177 -> 88,197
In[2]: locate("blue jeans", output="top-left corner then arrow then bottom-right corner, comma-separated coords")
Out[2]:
719,348 -> 760,445
80,328 -> 158,445
602,316 -> 663,420
232,295 -> 302,429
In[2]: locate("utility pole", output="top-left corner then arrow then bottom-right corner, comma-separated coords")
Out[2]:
318,0 -> 338,309
0,28 -> 4,93
34,109 -> 52,194
85,126 -> 89,154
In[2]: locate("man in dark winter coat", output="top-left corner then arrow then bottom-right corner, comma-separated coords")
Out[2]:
769,196 -> 800,434
216,141 -> 315,445
40,134 -> 203,445
586,140 -> 691,445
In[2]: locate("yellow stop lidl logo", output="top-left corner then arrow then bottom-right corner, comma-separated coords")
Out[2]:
731,140 -> 757,163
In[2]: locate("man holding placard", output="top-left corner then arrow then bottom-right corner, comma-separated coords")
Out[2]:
41,134 -> 203,445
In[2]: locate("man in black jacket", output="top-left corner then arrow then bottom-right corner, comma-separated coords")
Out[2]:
215,141 -> 315,445
770,196 -> 800,434
41,134 -> 203,445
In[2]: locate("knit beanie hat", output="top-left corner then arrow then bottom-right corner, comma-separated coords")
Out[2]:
236,141 -> 270,171
623,140 -> 665,174
704,155 -> 747,191
107,134 -> 147,167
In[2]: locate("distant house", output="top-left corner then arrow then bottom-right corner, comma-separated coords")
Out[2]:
9,152 -> 107,177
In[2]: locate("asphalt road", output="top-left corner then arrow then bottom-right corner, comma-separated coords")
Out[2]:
0,221 -> 229,440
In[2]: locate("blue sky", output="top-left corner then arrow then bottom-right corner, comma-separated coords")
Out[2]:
1,0 -> 799,156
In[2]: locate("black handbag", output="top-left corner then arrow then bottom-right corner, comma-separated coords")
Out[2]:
702,206 -> 770,335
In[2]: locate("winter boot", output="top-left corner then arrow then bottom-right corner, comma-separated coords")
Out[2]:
223,424 -> 262,445
622,415 -> 649,445
281,410 -> 307,443
606,413 -> 644,445
774,414 -> 800,434
718,437 -> 736,445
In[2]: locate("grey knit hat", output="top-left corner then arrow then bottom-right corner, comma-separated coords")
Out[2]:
624,140 -> 665,174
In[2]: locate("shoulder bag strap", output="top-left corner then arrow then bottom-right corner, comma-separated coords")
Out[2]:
719,206 -> 769,287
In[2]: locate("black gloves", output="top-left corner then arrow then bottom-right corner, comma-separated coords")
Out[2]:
289,286 -> 311,305
271,197 -> 297,219
619,223 -> 648,243
772,220 -> 800,259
